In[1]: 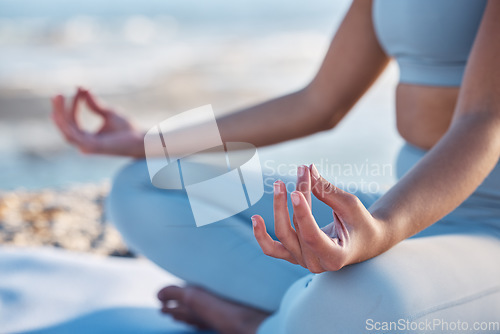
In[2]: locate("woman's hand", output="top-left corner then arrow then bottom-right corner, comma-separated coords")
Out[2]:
252,164 -> 386,273
51,88 -> 145,158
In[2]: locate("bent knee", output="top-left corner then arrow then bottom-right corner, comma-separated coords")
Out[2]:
106,159 -> 195,230
107,160 -> 151,225
111,159 -> 150,191
283,260 -> 411,333
107,160 -> 154,209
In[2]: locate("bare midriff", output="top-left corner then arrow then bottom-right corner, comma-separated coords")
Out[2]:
396,83 -> 460,150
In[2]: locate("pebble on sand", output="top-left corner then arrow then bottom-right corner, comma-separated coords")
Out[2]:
0,182 -> 134,257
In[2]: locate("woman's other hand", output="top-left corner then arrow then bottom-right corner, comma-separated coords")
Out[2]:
252,164 -> 386,273
51,88 -> 145,158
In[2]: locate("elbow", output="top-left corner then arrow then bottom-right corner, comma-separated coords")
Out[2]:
316,108 -> 348,131
302,84 -> 350,132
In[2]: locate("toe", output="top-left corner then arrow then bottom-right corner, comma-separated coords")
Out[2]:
157,285 -> 184,302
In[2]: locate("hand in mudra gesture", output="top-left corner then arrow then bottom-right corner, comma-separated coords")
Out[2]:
252,164 -> 385,273
51,88 -> 144,157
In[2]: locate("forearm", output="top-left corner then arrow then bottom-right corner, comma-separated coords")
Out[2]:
217,87 -> 337,148
141,87 -> 345,159
370,113 -> 500,250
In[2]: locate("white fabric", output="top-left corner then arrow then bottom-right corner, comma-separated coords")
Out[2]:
0,247 -> 204,334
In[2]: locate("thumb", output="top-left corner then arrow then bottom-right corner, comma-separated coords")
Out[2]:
309,164 -> 359,215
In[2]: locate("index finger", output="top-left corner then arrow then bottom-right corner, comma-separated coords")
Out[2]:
291,191 -> 339,254
82,89 -> 111,116
70,87 -> 84,124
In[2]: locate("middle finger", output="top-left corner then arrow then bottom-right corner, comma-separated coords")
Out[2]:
273,180 -> 303,263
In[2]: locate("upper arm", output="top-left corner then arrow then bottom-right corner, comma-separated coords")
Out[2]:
306,0 -> 390,128
455,0 -> 500,120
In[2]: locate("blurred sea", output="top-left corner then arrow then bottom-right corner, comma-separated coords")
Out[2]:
0,0 -> 401,190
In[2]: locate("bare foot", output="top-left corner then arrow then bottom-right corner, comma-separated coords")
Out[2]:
157,285 -> 270,334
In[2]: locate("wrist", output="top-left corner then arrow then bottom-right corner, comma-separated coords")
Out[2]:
370,209 -> 399,255
344,213 -> 391,267
131,130 -> 146,158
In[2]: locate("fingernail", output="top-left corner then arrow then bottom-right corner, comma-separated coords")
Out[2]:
298,165 -> 305,177
291,192 -> 300,205
274,181 -> 281,195
310,164 -> 320,180
251,216 -> 257,227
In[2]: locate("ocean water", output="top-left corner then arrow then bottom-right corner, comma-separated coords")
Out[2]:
0,0 -> 402,190
0,0 -> 350,94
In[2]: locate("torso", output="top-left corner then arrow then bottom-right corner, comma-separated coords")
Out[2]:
396,85 -> 458,150
372,0 -> 487,150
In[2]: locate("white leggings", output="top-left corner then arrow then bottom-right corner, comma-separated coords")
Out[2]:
107,144 -> 500,333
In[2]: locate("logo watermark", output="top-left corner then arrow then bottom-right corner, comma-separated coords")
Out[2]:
263,159 -> 393,194
144,105 -> 394,226
366,318 -> 500,332
144,105 -> 264,227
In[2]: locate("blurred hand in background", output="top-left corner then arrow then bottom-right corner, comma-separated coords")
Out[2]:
51,88 -> 145,158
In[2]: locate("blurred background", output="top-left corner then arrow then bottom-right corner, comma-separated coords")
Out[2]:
0,0 -> 353,189
0,0 -> 400,255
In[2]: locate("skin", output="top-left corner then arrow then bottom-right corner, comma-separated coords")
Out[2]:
51,0 -> 500,333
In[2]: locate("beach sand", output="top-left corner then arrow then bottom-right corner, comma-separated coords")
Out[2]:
0,182 -> 133,257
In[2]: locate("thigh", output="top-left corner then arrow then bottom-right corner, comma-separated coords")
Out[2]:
258,233 -> 500,333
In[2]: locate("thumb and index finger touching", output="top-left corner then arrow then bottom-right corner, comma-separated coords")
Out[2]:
309,164 -> 358,216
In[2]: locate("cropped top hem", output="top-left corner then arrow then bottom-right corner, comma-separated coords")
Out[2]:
397,58 -> 464,87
